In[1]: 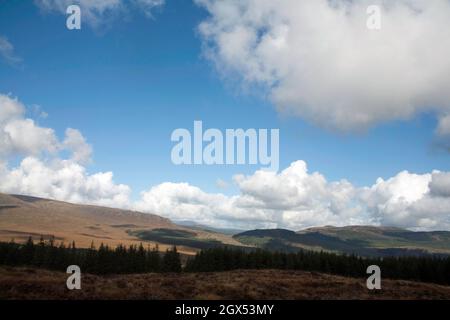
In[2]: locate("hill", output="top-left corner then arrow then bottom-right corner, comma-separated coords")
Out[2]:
233,226 -> 450,257
0,193 -> 240,254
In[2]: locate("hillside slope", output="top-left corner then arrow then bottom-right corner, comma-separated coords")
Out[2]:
0,193 -> 240,253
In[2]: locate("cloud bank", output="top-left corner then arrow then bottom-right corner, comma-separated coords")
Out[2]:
135,161 -> 450,231
196,0 -> 450,133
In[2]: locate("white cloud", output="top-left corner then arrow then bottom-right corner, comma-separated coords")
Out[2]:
0,157 -> 130,208
360,171 -> 432,228
135,161 -> 368,230
134,0 -> 165,17
135,161 -> 450,231
0,95 -> 58,158
63,128 -> 93,164
0,36 -> 21,65
360,170 -> 450,230
0,94 -> 130,207
135,182 -> 232,227
196,0 -> 450,132
35,0 -> 165,28
0,94 -> 25,123
0,95 -> 93,162
3,119 -> 59,156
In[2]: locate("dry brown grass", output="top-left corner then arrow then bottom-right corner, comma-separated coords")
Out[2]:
1,267 -> 450,300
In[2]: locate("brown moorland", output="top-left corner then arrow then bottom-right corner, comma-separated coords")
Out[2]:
1,267 -> 450,300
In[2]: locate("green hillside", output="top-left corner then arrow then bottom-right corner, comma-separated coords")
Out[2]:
233,226 -> 450,257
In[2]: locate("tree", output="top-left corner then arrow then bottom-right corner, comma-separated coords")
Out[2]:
22,236 -> 35,264
162,246 -> 181,272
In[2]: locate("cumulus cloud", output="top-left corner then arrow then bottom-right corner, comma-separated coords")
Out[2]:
0,94 -> 130,207
63,128 -> 93,164
35,0 -> 165,28
135,161 -> 450,230
135,182 -> 233,227
429,172 -> 450,198
0,95 -> 58,158
0,95 -> 93,161
196,0 -> 450,133
361,170 -> 450,230
0,36 -> 21,65
0,157 -> 130,208
135,161 -> 450,231
135,161 -> 367,230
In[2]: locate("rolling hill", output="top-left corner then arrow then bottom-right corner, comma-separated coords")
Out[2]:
0,193 -> 241,254
233,226 -> 450,257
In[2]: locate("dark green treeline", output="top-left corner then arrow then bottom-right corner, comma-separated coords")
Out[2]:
185,247 -> 450,285
0,237 -> 181,274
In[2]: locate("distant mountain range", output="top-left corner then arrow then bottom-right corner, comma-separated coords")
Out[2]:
233,226 -> 450,257
1,193 -> 449,257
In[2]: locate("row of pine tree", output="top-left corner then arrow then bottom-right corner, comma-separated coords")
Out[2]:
185,247 -> 450,285
0,237 -> 181,274
1,237 -> 450,285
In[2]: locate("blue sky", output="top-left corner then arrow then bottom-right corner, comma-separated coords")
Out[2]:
1,0 -> 450,230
